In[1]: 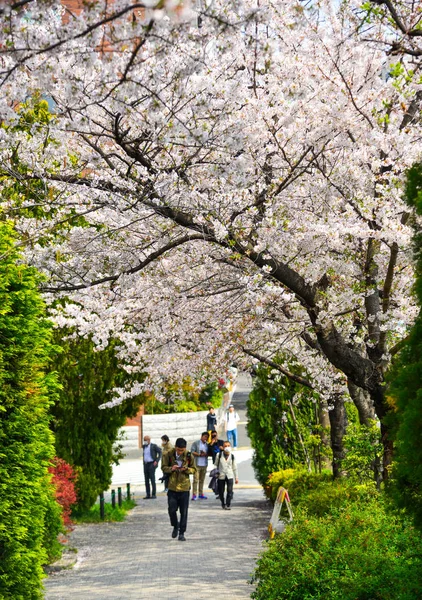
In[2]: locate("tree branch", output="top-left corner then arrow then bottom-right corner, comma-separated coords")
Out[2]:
41,233 -> 212,292
242,347 -> 314,389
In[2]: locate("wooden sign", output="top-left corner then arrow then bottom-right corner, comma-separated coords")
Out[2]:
268,486 -> 293,539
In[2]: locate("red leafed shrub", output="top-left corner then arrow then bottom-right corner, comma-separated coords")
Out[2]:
49,458 -> 78,528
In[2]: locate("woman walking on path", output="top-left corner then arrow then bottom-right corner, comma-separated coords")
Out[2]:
217,441 -> 239,510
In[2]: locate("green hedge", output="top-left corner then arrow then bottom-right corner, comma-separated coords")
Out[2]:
386,163 -> 422,529
51,333 -> 143,511
266,468 -> 377,516
247,362 -> 319,485
0,222 -> 62,599
252,494 -> 422,600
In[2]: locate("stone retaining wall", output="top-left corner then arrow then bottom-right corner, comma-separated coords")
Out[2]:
142,411 -> 209,447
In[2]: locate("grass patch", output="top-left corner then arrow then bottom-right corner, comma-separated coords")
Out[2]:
72,498 -> 136,523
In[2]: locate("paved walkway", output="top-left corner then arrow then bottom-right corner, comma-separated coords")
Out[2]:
45,372 -> 272,599
44,488 -> 271,600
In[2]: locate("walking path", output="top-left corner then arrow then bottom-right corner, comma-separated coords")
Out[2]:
45,489 -> 270,600
44,373 -> 271,599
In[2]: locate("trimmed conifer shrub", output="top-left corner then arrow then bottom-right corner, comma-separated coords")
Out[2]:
0,222 -> 62,598
388,163 -> 422,528
247,362 -> 319,485
50,333 -> 143,511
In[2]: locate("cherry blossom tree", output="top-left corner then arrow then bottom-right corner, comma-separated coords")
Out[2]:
1,0 -> 422,471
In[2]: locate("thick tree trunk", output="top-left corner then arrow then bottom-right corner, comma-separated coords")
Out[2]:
328,394 -> 347,478
347,381 -> 376,425
318,398 -> 331,469
380,420 -> 394,479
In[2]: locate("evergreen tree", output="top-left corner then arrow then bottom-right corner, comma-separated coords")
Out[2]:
387,164 -> 422,527
50,334 -> 143,510
0,221 -> 62,599
247,363 -> 318,486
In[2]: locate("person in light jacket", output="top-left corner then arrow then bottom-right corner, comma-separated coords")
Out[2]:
216,440 -> 239,510
190,432 -> 209,500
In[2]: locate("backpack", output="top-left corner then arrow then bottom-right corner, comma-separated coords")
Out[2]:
226,411 -> 239,421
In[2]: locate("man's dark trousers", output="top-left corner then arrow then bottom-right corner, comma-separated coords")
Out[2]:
167,490 -> 189,534
218,477 -> 234,507
144,462 -> 157,497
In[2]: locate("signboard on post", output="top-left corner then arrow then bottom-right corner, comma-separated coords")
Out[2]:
268,486 -> 293,539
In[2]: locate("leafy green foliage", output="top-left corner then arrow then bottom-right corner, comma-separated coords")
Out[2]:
266,468 -> 376,516
41,488 -> 65,565
251,497 -> 422,600
342,420 -> 383,483
387,163 -> 422,528
142,380 -> 223,414
0,98 -> 90,239
247,363 -> 320,485
0,222 -> 62,598
50,333 -> 143,511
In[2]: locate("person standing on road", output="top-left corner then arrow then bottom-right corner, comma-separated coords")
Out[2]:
225,404 -> 240,449
217,441 -> 239,510
161,438 -> 196,541
206,407 -> 217,433
208,431 -> 224,464
161,434 -> 173,455
160,435 -> 173,492
191,432 -> 209,500
142,436 -> 162,499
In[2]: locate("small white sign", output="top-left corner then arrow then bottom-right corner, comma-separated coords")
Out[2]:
268,486 -> 294,539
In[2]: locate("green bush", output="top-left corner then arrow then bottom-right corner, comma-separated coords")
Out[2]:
267,468 -> 376,517
386,163 -> 422,528
50,333 -> 143,511
342,420 -> 383,483
0,222 -> 62,599
41,488 -> 65,564
252,498 -> 422,600
247,362 -> 320,485
143,380 -> 223,414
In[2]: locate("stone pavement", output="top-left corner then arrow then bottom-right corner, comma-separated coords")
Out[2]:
45,372 -> 270,599
44,488 -> 272,600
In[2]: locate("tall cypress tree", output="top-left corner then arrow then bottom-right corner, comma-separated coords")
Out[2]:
0,222 -> 61,599
388,164 -> 422,528
50,334 -> 143,510
247,362 -> 318,485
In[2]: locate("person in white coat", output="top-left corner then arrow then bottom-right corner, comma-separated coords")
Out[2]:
216,441 -> 239,510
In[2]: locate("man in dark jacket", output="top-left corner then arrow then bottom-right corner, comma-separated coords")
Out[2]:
142,435 -> 162,499
208,430 -> 225,464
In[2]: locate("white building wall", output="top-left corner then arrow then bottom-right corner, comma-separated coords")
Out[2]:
118,426 -> 140,449
142,411 -> 209,448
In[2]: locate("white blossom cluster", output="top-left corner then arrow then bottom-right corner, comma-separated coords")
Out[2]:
1,0 -> 421,406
